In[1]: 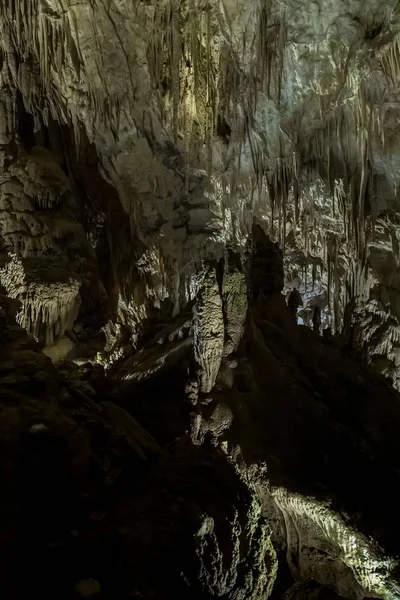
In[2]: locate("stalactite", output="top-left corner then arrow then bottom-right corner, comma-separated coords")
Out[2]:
380,33 -> 400,82
312,263 -> 316,292
282,160 -> 287,255
205,3 -> 213,184
170,0 -> 180,143
1,0 -> 397,340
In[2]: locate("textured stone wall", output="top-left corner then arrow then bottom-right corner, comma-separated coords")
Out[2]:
1,1 -> 400,362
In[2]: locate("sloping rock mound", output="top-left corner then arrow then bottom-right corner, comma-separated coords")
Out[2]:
0,288 -> 276,600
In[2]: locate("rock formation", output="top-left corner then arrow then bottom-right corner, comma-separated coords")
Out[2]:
1,1 -> 400,599
0,287 -> 277,599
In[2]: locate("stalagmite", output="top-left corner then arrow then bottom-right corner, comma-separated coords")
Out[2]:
193,266 -> 225,395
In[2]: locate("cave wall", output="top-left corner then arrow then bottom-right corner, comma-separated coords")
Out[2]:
1,1 -> 400,370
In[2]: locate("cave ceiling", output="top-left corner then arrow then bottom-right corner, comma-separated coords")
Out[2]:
0,0 -> 400,328
0,0 -> 400,358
